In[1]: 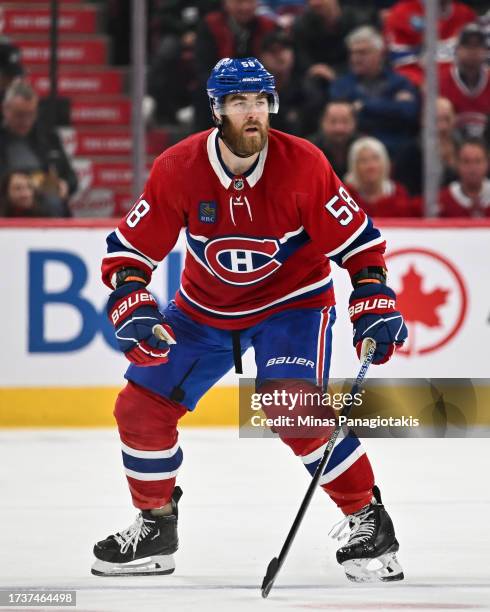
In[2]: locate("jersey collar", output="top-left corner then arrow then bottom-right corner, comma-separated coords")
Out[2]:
206,128 -> 268,189
452,64 -> 488,97
450,179 -> 490,208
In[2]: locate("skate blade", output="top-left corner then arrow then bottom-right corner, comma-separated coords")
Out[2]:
91,554 -> 175,577
342,552 -> 404,583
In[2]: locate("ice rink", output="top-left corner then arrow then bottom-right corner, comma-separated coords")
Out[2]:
0,428 -> 489,612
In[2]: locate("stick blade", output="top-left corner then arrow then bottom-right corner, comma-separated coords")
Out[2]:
261,557 -> 279,598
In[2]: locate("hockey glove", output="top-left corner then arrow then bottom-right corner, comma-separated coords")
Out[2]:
349,283 -> 407,365
107,281 -> 176,366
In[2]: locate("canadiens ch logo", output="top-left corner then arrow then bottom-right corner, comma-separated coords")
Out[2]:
204,236 -> 281,285
199,201 -> 217,223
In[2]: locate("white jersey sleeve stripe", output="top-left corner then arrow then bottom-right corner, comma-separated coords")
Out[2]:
115,228 -> 161,266
325,217 -> 368,257
341,236 -> 386,264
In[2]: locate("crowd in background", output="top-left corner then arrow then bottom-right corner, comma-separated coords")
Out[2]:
0,0 -> 489,218
0,42 -> 77,218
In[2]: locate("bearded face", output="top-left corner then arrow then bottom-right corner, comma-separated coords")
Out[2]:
221,115 -> 269,156
219,93 -> 270,157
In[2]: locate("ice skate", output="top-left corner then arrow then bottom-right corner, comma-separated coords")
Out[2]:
91,487 -> 182,577
330,486 -> 404,583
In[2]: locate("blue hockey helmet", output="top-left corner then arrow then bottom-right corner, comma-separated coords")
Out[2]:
207,57 -> 279,121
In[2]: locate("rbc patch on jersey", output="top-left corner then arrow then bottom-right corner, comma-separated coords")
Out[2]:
199,201 -> 217,223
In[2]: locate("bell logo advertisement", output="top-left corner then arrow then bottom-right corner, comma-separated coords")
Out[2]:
0,223 -> 489,388
26,248 -> 182,353
386,248 -> 468,356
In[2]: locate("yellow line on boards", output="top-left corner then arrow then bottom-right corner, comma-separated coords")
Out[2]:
0,387 -> 239,427
1,384 -> 489,428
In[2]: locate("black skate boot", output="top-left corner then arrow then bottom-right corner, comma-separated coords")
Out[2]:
91,487 -> 182,577
330,486 -> 404,583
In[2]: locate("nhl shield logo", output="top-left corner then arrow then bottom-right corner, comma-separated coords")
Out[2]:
199,201 -> 217,223
233,178 -> 244,191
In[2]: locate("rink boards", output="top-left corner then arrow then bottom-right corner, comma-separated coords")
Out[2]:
1,219 -> 489,427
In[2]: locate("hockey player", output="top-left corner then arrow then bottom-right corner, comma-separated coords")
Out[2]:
92,58 -> 408,583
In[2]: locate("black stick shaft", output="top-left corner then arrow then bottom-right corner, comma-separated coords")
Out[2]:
261,339 -> 376,598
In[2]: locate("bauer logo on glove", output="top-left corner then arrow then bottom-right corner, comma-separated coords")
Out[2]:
110,289 -> 158,325
348,297 -> 396,318
107,281 -> 176,367
349,283 -> 407,365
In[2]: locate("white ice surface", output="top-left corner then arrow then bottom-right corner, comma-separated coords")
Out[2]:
0,429 -> 489,612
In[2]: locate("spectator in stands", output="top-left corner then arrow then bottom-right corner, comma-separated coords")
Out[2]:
0,41 -> 23,110
307,100 -> 357,178
330,26 -> 420,155
439,138 -> 490,217
147,2 -> 226,126
292,0 -> 375,133
148,23 -> 198,125
384,0 -> 476,86
149,2 -> 199,55
293,0 -> 373,78
0,81 -> 77,217
344,136 -> 414,217
259,30 -> 304,134
195,0 -> 276,69
193,0 -> 276,130
394,97 -> 460,198
440,23 -> 490,140
0,170 -> 57,217
106,0 -> 221,65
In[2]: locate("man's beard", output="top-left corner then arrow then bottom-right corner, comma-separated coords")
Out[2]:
221,116 -> 269,157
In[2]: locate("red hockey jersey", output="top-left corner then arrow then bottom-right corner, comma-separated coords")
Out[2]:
439,180 -> 490,217
440,64 -> 490,138
384,0 -> 476,84
102,129 -> 386,329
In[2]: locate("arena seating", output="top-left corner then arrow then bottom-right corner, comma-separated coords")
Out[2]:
6,0 -> 164,216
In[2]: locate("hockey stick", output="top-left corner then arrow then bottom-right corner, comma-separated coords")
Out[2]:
261,337 -> 377,598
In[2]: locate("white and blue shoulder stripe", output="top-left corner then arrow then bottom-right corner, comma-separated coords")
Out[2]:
105,229 -> 160,270
327,218 -> 384,267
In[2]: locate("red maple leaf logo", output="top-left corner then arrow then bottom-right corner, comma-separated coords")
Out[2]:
397,265 -> 450,327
